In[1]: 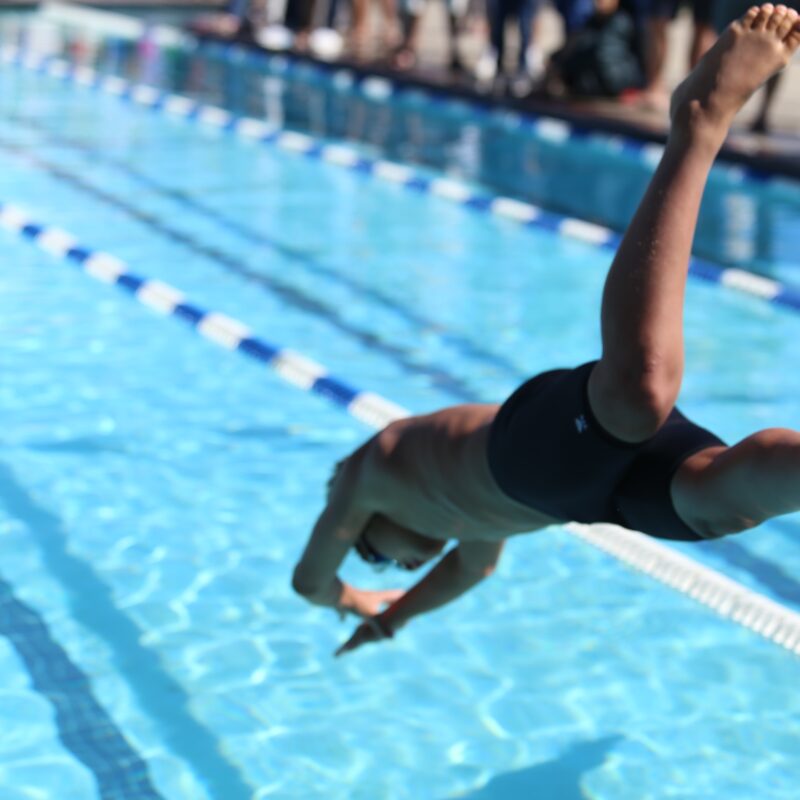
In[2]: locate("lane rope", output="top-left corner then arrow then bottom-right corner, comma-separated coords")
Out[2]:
0,201 -> 408,431
3,199 -> 799,658
3,45 -> 800,315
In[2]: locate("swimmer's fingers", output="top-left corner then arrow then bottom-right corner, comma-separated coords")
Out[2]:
374,588 -> 405,609
334,623 -> 375,657
334,617 -> 391,657
340,587 -> 405,619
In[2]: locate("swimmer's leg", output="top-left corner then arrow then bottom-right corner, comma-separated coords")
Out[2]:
672,428 -> 800,538
588,4 -> 800,443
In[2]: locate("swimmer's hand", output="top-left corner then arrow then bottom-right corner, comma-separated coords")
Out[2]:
337,586 -> 404,621
335,614 -> 394,657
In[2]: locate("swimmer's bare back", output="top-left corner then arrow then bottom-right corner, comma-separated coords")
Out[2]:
360,405 -> 561,542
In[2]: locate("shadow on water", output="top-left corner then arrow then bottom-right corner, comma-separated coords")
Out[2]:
450,735 -> 623,800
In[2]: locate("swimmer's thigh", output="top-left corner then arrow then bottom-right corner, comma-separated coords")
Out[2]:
671,427 -> 800,539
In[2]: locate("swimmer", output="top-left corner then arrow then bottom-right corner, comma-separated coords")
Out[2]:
292,5 -> 800,656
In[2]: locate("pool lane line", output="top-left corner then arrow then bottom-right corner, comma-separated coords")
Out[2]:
4,47 -> 800,317
6,118 -> 799,617
3,110 -> 528,386
0,135 -> 488,404
3,202 -> 800,659
0,573 -> 164,800
0,462 -> 255,800
37,0 -> 788,190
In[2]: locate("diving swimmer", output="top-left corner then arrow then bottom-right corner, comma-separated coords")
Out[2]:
292,5 -> 800,656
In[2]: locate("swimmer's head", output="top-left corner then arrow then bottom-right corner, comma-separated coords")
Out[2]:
355,515 -> 445,572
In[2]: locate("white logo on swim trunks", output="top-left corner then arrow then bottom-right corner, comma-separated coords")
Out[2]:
574,414 -> 588,433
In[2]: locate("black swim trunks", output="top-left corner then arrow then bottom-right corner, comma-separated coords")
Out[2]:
487,361 -> 725,541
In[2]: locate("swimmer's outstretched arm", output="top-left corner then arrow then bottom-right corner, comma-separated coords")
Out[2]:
335,540 -> 504,657
292,452 -> 402,618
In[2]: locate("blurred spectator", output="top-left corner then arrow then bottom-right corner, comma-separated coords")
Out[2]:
552,0 -> 596,34
284,0 -> 317,48
642,0 -> 716,109
618,0 -> 649,78
323,0 -> 347,29
476,0 -> 540,93
393,0 -> 468,71
189,0 -> 262,39
475,0 -> 599,94
349,0 -> 400,56
544,0 -> 644,96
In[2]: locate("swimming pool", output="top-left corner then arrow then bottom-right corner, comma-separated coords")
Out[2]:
0,10 -> 799,799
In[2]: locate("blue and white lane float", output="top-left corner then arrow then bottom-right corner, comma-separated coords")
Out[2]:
2,46 -> 799,315
2,199 -> 800,658
0,202 -> 406,431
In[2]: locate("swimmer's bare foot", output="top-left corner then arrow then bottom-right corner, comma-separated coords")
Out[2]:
670,4 -> 800,148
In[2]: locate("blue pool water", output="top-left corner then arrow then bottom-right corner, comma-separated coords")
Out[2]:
0,17 -> 799,800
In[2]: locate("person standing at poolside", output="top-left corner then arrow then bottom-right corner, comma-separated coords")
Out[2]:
292,5 -> 800,655
641,0 -> 720,110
